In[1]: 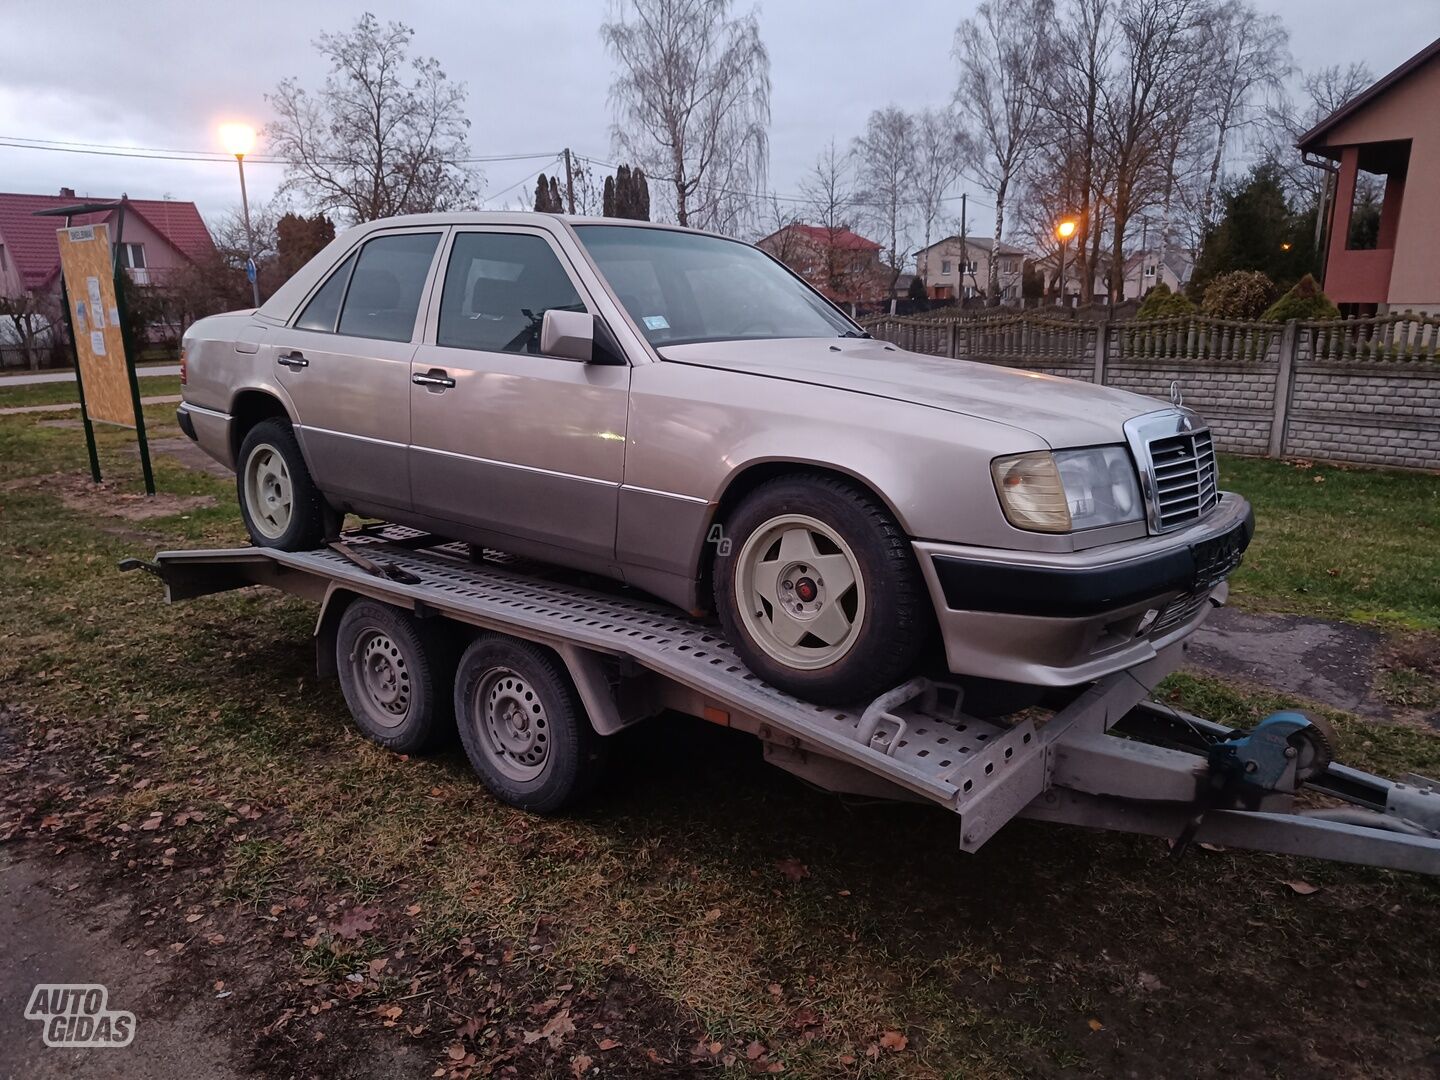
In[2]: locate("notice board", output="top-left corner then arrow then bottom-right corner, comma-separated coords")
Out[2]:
56,222 -> 135,428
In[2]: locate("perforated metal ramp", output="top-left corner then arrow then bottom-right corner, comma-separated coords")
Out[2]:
147,526 -> 1071,813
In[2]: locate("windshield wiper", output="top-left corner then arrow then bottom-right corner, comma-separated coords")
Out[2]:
839,330 -> 871,339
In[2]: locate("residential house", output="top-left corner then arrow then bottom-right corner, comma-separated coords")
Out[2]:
756,223 -> 889,304
1298,37 -> 1440,315
914,236 -> 1029,303
1122,250 -> 1192,299
0,188 -> 214,301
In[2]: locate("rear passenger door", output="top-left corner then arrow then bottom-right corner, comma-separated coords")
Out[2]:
408,228 -> 630,560
270,228 -> 444,512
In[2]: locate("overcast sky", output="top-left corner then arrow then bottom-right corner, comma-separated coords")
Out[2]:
2,0 -> 1435,239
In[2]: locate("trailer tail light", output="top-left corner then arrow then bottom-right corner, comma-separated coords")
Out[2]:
179,348 -> 187,386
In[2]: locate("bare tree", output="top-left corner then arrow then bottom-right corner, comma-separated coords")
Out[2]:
1095,0 -> 1209,301
266,14 -> 476,223
852,107 -> 917,295
954,0 -> 1055,303
1266,61 -> 1373,202
799,140 -> 863,297
1196,0 -> 1290,231
912,108 -> 971,258
600,0 -> 770,232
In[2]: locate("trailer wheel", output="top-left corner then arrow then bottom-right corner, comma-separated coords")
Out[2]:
336,600 -> 451,753
453,636 -> 606,814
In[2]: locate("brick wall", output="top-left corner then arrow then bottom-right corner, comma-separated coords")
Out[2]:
860,312 -> 1440,471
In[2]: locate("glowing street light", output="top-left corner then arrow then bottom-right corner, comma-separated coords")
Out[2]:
219,123 -> 260,307
1055,218 -> 1078,307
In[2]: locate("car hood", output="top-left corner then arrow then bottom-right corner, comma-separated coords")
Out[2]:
657,337 -> 1166,449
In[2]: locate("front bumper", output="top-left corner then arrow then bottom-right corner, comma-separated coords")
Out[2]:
914,493 -> 1253,687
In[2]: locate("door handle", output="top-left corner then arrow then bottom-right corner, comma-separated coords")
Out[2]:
276,351 -> 308,370
412,370 -> 456,389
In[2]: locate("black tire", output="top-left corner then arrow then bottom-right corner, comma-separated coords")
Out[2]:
236,418 -> 338,550
335,600 -> 453,753
713,474 -> 929,705
453,636 -> 607,814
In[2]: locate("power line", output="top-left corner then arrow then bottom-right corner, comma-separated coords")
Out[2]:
0,135 -> 562,166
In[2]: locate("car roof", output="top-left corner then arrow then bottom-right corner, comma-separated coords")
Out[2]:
337,211 -> 723,240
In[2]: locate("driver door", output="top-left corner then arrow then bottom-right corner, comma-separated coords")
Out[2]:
408,227 -> 630,561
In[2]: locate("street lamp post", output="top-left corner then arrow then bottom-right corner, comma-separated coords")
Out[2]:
219,123 -> 260,308
1055,218 -> 1078,308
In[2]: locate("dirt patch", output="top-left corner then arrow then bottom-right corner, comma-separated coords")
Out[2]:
1376,630 -> 1440,730
126,438 -> 234,481
45,476 -> 216,522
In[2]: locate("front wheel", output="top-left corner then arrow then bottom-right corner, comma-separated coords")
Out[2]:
713,475 -> 929,704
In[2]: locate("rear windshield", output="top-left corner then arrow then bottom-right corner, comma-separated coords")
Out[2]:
574,225 -> 859,347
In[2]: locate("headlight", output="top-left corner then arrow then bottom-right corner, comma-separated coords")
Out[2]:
992,447 -> 1143,533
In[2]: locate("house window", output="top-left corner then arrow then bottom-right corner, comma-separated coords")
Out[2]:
1144,264 -> 1156,278
119,242 -> 147,270
941,259 -> 951,274
965,260 -> 978,274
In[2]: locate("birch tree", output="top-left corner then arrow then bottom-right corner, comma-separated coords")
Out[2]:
600,0 -> 771,231
912,108 -> 972,258
953,0 -> 1055,303
1197,0 -> 1290,231
851,107 -> 918,295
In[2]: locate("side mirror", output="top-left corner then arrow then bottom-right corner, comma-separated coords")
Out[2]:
540,309 -> 594,362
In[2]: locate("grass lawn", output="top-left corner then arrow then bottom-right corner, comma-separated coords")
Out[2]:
1218,454 -> 1440,629
1,412 -> 1438,1077
0,374 -> 182,410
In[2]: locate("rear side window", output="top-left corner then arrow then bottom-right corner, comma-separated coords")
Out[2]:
437,233 -> 585,354
295,252 -> 356,332
336,232 -> 442,343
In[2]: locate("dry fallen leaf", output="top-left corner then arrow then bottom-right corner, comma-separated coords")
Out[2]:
1137,971 -> 1165,992
878,1030 -> 907,1052
1286,880 -> 1321,895
333,906 -> 379,940
1087,1018 -> 1104,1032
570,1054 -> 593,1078
775,858 -> 809,883
746,1040 -> 767,1060
597,1038 -> 621,1051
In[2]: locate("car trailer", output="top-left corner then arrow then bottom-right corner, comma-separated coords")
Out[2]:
122,525 -> 1440,877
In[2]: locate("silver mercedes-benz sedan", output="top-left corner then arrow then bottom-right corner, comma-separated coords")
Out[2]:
177,213 -> 1252,705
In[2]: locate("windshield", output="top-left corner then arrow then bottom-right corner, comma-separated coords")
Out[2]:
574,225 -> 861,347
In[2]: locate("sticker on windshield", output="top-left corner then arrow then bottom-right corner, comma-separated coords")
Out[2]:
642,315 -> 670,330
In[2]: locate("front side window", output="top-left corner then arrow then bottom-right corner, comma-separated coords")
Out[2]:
437,232 -> 585,354
576,225 -> 857,347
336,232 -> 441,343
295,252 -> 357,332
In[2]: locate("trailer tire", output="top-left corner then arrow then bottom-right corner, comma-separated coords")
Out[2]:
454,636 -> 606,814
336,600 -> 452,753
237,418 -> 338,550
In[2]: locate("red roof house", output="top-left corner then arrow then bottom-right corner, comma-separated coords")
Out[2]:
756,222 -> 888,304
0,188 -> 215,298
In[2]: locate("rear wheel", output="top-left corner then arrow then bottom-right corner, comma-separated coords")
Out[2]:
237,418 -> 337,550
713,475 -> 929,704
454,636 -> 607,814
335,600 -> 452,752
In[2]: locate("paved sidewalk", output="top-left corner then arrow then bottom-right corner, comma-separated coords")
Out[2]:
0,396 -> 180,417
0,365 -> 179,387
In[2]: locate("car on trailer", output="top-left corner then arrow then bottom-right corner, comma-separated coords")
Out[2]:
176,212 -> 1252,713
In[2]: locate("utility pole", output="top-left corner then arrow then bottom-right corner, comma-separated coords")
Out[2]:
958,192 -> 968,304
563,149 -> 575,215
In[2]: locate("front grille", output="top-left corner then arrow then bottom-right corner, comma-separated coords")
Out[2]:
1151,590 -> 1209,637
1147,428 -> 1218,531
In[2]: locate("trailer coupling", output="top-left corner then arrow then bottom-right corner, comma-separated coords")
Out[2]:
1026,701 -> 1440,876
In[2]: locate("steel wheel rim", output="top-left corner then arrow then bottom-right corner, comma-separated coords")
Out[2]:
350,629 -> 412,730
473,666 -> 550,782
243,443 -> 293,539
734,513 -> 866,671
